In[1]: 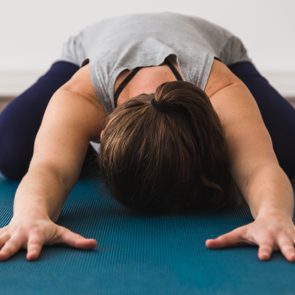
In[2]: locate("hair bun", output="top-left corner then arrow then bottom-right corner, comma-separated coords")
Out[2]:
151,98 -> 171,113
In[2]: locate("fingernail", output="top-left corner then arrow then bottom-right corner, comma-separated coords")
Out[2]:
260,253 -> 269,260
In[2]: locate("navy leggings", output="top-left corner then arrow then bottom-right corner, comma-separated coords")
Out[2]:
0,61 -> 294,181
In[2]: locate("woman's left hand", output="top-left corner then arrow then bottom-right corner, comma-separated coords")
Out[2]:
205,213 -> 295,262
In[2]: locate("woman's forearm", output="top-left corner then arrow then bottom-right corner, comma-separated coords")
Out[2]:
242,164 -> 294,220
13,165 -> 70,222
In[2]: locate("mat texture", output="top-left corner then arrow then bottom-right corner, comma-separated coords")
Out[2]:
0,174 -> 295,295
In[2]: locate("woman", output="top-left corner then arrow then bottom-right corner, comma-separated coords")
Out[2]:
0,12 -> 294,262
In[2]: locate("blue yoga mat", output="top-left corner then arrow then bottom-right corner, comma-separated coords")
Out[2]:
0,174 -> 294,295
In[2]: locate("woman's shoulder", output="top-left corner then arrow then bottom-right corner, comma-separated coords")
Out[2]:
205,59 -> 241,98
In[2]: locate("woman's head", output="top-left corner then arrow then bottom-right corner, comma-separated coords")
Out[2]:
98,81 -> 241,215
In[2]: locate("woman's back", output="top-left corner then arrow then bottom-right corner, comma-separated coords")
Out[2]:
60,12 -> 251,113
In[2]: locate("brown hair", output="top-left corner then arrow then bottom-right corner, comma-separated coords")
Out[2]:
98,81 -> 243,215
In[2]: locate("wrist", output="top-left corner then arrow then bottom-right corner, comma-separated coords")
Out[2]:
256,208 -> 293,221
13,206 -> 51,220
13,170 -> 64,222
245,166 -> 294,221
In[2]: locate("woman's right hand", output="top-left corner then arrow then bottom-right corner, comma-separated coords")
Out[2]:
0,215 -> 97,261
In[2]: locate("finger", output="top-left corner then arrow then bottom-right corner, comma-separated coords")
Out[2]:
55,226 -> 97,250
258,241 -> 274,261
277,235 -> 295,262
26,229 -> 46,261
0,233 -> 10,248
0,236 -> 24,261
206,226 -> 248,249
0,226 -> 8,234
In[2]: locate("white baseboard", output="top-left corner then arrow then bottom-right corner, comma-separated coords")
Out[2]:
0,70 -> 294,97
0,70 -> 42,97
262,71 -> 295,97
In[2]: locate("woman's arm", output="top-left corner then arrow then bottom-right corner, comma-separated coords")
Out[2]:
204,60 -> 295,261
210,81 -> 293,220
0,65 -> 106,261
15,64 -> 106,221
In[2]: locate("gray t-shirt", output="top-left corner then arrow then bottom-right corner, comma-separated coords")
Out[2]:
60,12 -> 251,114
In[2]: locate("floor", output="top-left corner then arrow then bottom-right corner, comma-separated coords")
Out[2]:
0,97 -> 13,112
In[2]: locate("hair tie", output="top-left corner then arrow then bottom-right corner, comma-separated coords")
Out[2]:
151,98 -> 170,113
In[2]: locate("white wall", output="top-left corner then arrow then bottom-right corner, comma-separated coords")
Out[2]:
0,0 -> 294,96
